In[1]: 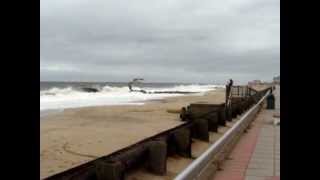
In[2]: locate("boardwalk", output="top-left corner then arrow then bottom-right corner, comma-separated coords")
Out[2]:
213,86 -> 280,180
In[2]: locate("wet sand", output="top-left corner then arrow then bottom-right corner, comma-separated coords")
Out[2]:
40,88 -> 226,179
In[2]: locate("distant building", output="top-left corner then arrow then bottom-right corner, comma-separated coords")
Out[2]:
273,75 -> 280,84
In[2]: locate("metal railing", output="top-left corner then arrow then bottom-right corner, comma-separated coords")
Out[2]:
231,86 -> 257,97
174,89 -> 270,180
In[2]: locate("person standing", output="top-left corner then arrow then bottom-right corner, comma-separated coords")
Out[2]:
229,79 -> 233,87
226,79 -> 233,98
225,79 -> 234,121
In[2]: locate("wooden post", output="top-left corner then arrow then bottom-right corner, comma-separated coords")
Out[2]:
218,107 -> 226,126
207,112 -> 219,132
194,118 -> 209,142
95,160 -> 124,180
174,128 -> 192,158
147,140 -> 167,175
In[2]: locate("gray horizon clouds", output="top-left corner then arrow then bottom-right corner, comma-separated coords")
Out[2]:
40,0 -> 279,84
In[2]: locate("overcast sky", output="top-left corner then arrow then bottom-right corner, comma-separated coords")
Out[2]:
40,0 -> 279,84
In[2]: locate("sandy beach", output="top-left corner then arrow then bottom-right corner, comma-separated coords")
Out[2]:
40,84 -> 272,179
40,88 -> 227,179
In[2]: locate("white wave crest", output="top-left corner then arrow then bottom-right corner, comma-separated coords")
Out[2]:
40,87 -> 79,96
40,84 -> 221,110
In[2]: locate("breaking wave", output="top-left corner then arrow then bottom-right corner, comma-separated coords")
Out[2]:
40,84 -> 223,110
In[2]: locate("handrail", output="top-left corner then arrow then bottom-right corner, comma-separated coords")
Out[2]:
174,89 -> 270,180
231,85 -> 253,97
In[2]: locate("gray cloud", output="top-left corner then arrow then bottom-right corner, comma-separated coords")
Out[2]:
40,0 -> 279,84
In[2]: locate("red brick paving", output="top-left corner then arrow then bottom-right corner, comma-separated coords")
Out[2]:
212,87 -> 280,180
212,119 -> 263,180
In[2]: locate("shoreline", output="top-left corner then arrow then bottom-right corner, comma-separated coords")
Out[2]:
40,85 -> 272,179
40,89 -> 225,178
40,109 -> 64,120
40,83 -> 222,111
39,90 -> 215,120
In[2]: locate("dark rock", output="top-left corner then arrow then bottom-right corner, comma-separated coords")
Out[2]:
81,87 -> 99,93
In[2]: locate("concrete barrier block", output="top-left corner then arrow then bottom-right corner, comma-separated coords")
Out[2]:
147,140 -> 167,175
95,160 -> 124,180
173,128 -> 192,158
218,108 -> 226,126
207,112 -> 219,132
193,118 -> 209,142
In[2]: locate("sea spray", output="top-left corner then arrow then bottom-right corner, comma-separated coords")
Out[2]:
40,83 -> 223,110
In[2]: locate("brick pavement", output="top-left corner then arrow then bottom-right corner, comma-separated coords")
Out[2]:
213,86 -> 280,180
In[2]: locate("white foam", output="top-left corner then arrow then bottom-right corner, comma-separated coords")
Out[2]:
40,84 -> 221,110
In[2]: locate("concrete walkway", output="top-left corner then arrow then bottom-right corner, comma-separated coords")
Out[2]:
213,86 -> 280,180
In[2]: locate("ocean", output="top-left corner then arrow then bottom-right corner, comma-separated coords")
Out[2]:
40,81 -> 223,112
